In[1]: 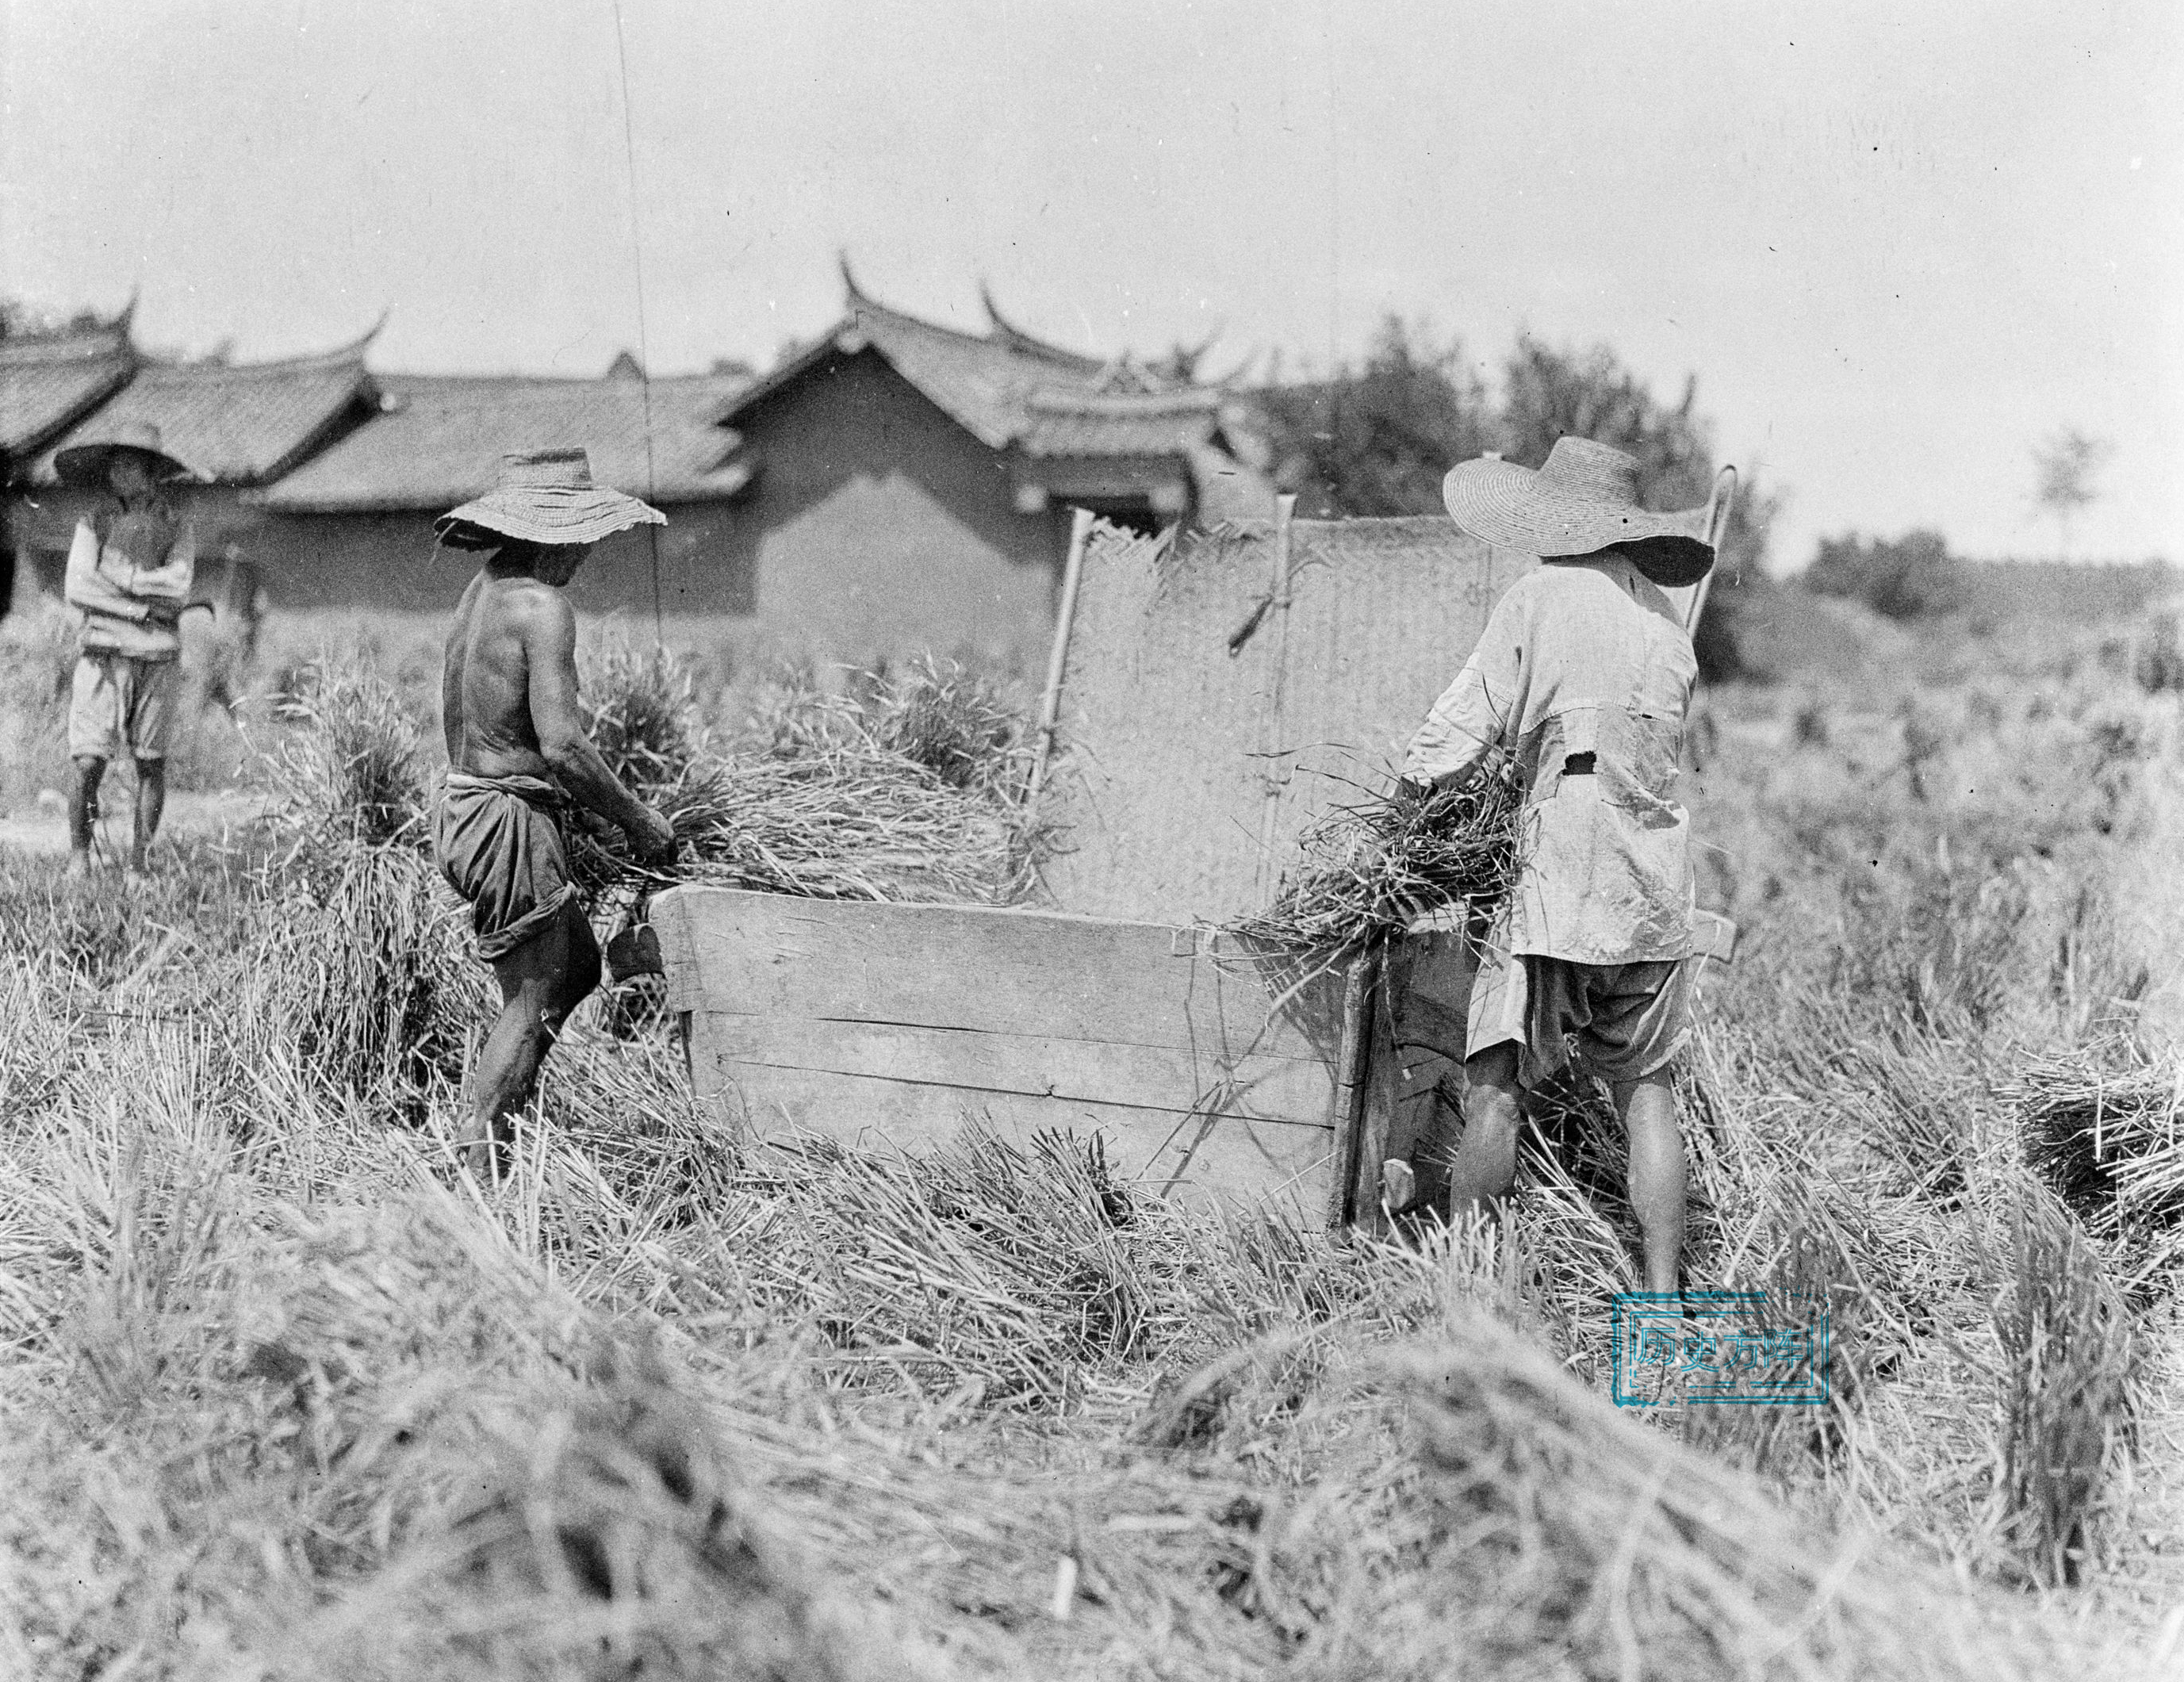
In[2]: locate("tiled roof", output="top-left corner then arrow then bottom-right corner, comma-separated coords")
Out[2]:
1018,389 -> 1224,459
722,266 -> 1223,466
253,370 -> 753,512
36,331 -> 378,485
0,319 -> 136,454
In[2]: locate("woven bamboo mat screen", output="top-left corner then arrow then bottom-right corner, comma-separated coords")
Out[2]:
1038,515 -> 1537,925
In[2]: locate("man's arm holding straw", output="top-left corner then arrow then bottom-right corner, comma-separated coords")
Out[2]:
522,592 -> 676,860
1397,595 -> 1525,799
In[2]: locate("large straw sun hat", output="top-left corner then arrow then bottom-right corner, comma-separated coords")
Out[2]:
1442,437 -> 1715,588
53,420 -> 201,488
434,448 -> 666,548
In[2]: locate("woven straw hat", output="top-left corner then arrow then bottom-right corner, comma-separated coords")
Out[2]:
434,448 -> 666,547
53,419 -> 201,488
1443,437 -> 1715,588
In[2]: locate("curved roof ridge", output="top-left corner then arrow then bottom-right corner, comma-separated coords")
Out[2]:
978,282 -> 1105,374
837,254 -> 998,352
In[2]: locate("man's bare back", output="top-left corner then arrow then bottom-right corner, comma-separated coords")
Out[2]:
443,569 -> 557,780
440,549 -> 671,842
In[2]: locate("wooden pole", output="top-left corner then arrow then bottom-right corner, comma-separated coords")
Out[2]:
1329,944 -> 1380,1228
1684,463 -> 1738,637
1029,507 -> 1097,804
1251,494 -> 1300,899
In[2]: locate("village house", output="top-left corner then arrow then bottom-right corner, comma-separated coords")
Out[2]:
247,361 -> 755,618
705,263 -> 1274,653
0,306 -> 140,615
4,272 -> 1274,660
12,320 -> 385,619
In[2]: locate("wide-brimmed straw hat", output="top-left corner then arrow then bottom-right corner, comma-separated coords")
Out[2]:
434,448 -> 666,548
1443,437 -> 1715,588
53,420 -> 201,488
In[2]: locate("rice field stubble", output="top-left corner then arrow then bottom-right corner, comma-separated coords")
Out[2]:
2,594 -> 2181,1677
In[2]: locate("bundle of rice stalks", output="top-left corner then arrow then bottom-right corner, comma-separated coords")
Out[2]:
1991,1190 -> 2136,1588
1343,1324 -> 2072,1680
258,843 -> 485,1110
1232,761 -> 1525,964
572,749 -> 1035,906
2007,1043 -> 2184,1291
720,1127 -> 1171,1412
265,656 -> 431,847
580,639 -> 707,791
868,656 -> 1029,794
247,658 -> 484,1109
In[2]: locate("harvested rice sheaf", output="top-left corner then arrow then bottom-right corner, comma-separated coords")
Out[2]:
569,659 -> 1044,906
570,753 -> 1030,905
1233,759 -> 1526,961
2006,1044 -> 2184,1290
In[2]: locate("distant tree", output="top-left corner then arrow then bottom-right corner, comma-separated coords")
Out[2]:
1803,529 -> 1963,621
1253,321 -> 1784,680
2030,427 -> 2113,558
1690,466 -> 1787,683
1255,315 -> 1496,515
1499,334 -> 1714,510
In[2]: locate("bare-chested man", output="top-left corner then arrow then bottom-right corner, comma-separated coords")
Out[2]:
433,449 -> 676,1178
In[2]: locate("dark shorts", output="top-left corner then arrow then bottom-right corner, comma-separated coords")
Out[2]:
434,773 -> 580,962
1407,928 -> 1691,1088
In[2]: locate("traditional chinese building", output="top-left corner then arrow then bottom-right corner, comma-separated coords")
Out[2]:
3,271 -> 1275,662
12,324 -> 384,613
704,263 -> 1274,652
0,306 -> 141,615
247,362 -> 754,616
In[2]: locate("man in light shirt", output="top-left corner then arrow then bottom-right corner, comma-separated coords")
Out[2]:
55,420 -> 201,879
1391,437 -> 1714,1296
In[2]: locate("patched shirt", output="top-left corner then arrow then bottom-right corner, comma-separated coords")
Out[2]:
65,508 -> 196,661
1401,554 -> 1697,964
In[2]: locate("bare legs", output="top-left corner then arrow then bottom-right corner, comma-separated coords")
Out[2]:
1443,1044 -> 1688,1295
66,757 -> 102,876
461,896 -> 601,1182
1612,1068 -> 1687,1295
1443,1040 -> 1523,1215
66,755 -> 164,876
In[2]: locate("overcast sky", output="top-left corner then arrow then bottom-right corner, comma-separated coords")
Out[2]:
4,0 -> 2177,569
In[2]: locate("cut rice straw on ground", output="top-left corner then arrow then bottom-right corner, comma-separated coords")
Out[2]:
2008,1044 -> 2184,1293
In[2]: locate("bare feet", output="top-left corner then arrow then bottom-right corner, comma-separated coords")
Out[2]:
458,1112 -> 509,1185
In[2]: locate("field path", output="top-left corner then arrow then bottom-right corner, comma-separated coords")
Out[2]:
0,788 -> 270,858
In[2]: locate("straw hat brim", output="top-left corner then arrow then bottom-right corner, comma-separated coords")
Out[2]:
1443,458 -> 1715,588
432,485 -> 667,547
53,441 -> 201,489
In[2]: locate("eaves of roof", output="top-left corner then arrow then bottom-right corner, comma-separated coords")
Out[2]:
33,324 -> 383,486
